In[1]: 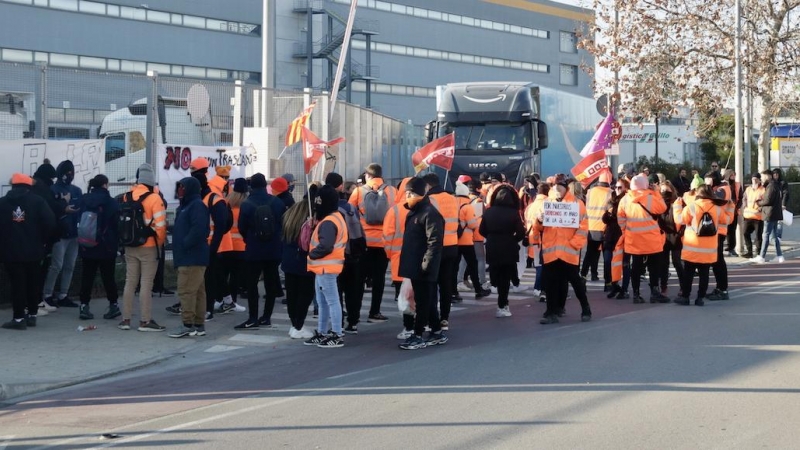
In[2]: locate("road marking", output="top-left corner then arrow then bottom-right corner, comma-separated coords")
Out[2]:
228,334 -> 286,345
0,435 -> 15,450
732,313 -> 800,316
327,364 -> 389,380
709,345 -> 800,352
204,345 -> 244,353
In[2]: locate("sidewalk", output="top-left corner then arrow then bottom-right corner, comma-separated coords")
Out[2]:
2,223 -> 799,403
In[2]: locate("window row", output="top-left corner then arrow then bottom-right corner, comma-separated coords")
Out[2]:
350,81 -> 435,98
560,64 -> 578,86
331,0 -> 549,39
1,0 -> 259,35
0,47 -> 259,82
350,39 -> 549,73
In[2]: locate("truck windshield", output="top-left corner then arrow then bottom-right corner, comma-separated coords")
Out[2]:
439,123 -> 531,151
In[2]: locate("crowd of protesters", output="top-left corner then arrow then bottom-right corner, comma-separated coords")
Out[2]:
0,157 -> 792,351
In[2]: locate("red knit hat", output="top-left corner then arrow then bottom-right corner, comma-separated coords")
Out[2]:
271,177 -> 289,195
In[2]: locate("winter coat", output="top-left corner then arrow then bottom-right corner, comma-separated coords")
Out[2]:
238,189 -> 284,261
0,185 -> 57,263
661,199 -> 683,251
480,199 -> 525,266
758,179 -> 783,222
50,160 -> 83,239
277,191 -> 296,211
173,177 -> 210,267
399,196 -> 444,282
602,193 -> 623,250
281,240 -> 313,277
78,187 -> 120,260
31,175 -> 67,246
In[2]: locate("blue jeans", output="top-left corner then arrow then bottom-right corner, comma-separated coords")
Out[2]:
43,237 -> 79,298
315,273 -> 343,335
760,220 -> 783,258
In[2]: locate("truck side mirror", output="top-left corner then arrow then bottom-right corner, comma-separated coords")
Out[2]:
537,120 -> 548,150
424,120 -> 435,142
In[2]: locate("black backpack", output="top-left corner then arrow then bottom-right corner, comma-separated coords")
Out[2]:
251,197 -> 277,242
207,193 -> 234,235
118,192 -> 155,247
697,208 -> 717,237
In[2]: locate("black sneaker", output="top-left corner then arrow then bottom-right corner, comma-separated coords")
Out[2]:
606,284 -> 622,299
590,275 -> 600,282
235,319 -> 260,330
399,334 -> 427,350
368,313 -> 388,323
425,332 -> 448,346
616,291 -> 630,300
451,294 -> 463,304
304,330 -> 327,346
217,302 -> 236,314
707,289 -> 729,301
650,290 -> 670,303
317,332 -> 344,348
26,315 -> 37,327
581,314 -> 592,322
695,298 -> 705,306
79,304 -> 94,320
43,296 -> 59,309
556,309 -> 566,317
205,311 -> 214,321
103,303 -> 122,320
343,325 -> 358,335
540,315 -> 559,325
475,288 -> 492,299
1,319 -> 27,330
166,303 -> 182,315
632,293 -> 645,304
57,297 -> 79,308
674,296 -> 691,305
257,315 -> 274,328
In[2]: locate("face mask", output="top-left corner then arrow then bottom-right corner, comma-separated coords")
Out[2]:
63,172 -> 74,185
288,184 -> 295,193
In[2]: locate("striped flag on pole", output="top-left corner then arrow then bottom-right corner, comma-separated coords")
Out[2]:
285,101 -> 316,147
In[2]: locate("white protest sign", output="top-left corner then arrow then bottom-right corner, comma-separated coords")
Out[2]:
0,139 -> 104,195
158,144 -> 260,205
542,200 -> 580,228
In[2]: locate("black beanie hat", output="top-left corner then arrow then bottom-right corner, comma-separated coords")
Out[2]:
250,173 -> 267,189
34,163 -> 57,180
315,185 -> 340,220
233,178 -> 248,193
405,177 -> 427,196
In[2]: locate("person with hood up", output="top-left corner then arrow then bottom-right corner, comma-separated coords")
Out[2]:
120,164 -> 167,332
752,169 -> 786,264
30,162 -> 67,313
168,177 -> 210,338
42,159 -> 83,308
303,185 -> 348,348
272,176 -> 295,211
480,184 -> 525,318
77,174 -> 123,323
617,174 -> 669,304
0,174 -> 56,330
534,174 -> 592,324
397,177 -> 447,350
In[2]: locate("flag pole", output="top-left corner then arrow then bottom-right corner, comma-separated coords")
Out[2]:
305,172 -> 313,223
277,145 -> 290,160
443,170 -> 450,191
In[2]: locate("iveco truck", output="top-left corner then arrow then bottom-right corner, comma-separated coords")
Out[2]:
424,82 -> 548,188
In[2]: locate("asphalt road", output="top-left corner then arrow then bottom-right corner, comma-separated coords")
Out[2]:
2,257 -> 800,449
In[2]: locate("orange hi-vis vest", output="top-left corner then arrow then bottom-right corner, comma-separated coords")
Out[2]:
524,193 -> 547,258
307,212 -> 349,275
396,177 -> 412,204
126,184 -> 167,248
428,191 -> 460,247
611,239 -> 625,283
617,189 -> 667,255
743,185 -> 765,220
468,193 -> 485,242
456,195 -> 478,246
229,206 -> 245,252
533,191 -> 588,266
349,177 -> 396,248
204,187 -> 233,253
673,191 -> 697,231
713,184 -> 733,236
680,198 -> 725,264
586,185 -> 612,233
383,204 -> 409,282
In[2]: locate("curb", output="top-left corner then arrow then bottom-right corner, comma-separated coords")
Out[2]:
730,245 -> 799,267
0,344 -> 195,404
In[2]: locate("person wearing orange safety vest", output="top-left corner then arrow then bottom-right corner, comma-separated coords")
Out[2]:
673,185 -> 728,306
203,173 -> 233,320
455,182 -> 491,299
741,173 -> 765,258
457,179 -> 488,292
423,172 -> 459,330
704,171 -> 734,301
348,163 -> 395,323
215,178 -> 249,314
581,171 -> 613,285
305,185 -> 349,348
723,169 -> 743,256
534,174 -> 592,325
617,174 -> 669,304
383,195 -> 411,338
524,182 -> 549,301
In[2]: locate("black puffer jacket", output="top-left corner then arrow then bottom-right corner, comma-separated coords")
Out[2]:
602,193 -> 623,250
758,178 -> 783,222
0,185 -> 57,262
399,196 -> 444,282
479,186 -> 525,266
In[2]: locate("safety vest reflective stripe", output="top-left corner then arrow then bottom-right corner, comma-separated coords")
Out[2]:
542,245 -> 581,257
611,242 -> 624,283
366,236 -> 383,244
683,244 -> 716,254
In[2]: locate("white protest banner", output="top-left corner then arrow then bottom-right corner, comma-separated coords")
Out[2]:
158,144 -> 259,205
0,139 -> 104,195
542,200 -> 580,229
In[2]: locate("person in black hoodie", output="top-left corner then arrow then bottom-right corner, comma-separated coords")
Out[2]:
398,177 -> 446,350
753,169 -> 785,263
480,185 -> 526,318
30,162 -> 67,313
0,174 -> 56,329
76,175 -> 123,322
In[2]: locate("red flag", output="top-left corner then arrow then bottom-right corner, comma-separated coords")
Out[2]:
286,102 -> 316,147
412,133 -> 455,173
570,149 -> 609,187
302,127 -> 344,174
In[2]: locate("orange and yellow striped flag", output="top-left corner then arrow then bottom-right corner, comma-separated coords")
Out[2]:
285,102 -> 316,147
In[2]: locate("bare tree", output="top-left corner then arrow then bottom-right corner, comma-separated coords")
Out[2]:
578,0 -> 800,170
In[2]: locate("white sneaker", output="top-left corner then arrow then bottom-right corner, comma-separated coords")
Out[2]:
532,289 -> 541,297
482,281 -> 492,291
496,306 -> 512,318
774,256 -> 786,263
457,282 -> 472,292
510,284 -> 529,294
38,301 -> 57,312
213,300 -> 222,311
298,327 -> 314,339
289,328 -> 302,339
750,255 -> 766,264
397,328 -> 413,340
35,309 -> 49,316
232,303 -> 247,312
